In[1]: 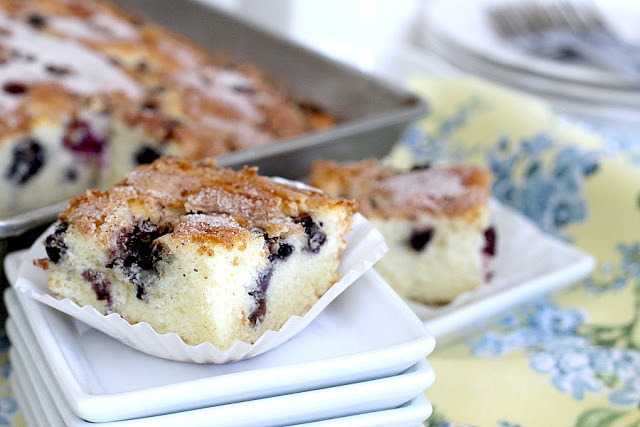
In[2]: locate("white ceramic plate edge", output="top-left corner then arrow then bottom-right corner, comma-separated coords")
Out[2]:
9,339 -> 432,427
7,318 -> 434,427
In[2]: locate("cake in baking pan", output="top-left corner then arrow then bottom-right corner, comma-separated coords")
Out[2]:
309,158 -> 496,305
0,0 -> 332,217
38,157 -> 357,349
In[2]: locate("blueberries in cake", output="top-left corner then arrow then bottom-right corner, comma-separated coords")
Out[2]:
265,236 -> 294,262
141,100 -> 158,111
5,138 -> 45,185
107,220 -> 172,300
408,227 -> 434,252
134,146 -> 162,165
45,64 -> 73,77
45,221 -> 68,264
270,242 -> 294,262
82,270 -> 113,309
482,226 -> 497,257
26,13 -> 47,29
62,119 -> 105,154
411,162 -> 431,171
3,81 -> 28,95
232,85 -> 255,94
294,214 -> 327,253
65,167 -> 78,182
249,266 -> 272,326
248,237 -> 295,325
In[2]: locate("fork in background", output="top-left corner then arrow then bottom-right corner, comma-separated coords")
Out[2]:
487,1 -> 640,84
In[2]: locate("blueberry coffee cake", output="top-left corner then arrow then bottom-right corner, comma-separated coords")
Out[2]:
38,157 -> 357,349
0,0 -> 332,217
309,159 -> 496,305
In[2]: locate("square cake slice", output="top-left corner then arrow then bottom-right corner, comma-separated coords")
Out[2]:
40,157 -> 357,350
309,159 -> 495,305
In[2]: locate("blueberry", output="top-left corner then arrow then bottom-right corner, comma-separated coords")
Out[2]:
266,236 -> 294,262
411,162 -> 431,171
62,119 -> 105,154
140,100 -> 158,111
271,243 -> 293,261
248,266 -> 272,326
294,214 -> 326,253
106,220 -> 171,299
134,146 -> 161,165
232,85 -> 255,94
26,14 -> 47,29
45,64 -> 72,76
3,82 -> 28,95
65,168 -> 78,182
82,270 -> 112,307
5,138 -> 45,185
45,221 -> 68,263
408,228 -> 434,251
248,238 -> 295,325
483,226 -> 497,257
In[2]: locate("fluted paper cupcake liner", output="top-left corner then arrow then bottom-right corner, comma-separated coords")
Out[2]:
14,180 -> 387,364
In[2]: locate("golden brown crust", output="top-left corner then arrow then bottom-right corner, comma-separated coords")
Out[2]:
0,0 -> 333,149
308,158 -> 492,219
61,157 -> 358,247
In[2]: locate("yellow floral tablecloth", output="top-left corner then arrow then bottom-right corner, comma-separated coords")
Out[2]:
395,76 -> 640,426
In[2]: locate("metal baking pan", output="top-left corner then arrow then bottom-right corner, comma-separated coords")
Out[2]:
0,0 -> 426,240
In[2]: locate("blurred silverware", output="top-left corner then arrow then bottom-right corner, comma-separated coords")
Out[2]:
488,1 -> 640,84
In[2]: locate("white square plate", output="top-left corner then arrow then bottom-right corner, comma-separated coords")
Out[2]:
3,252 -> 434,423
410,201 -> 595,345
8,347 -> 432,427
6,315 -> 434,427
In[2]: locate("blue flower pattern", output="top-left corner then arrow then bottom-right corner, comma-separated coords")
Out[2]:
401,98 -> 485,166
487,134 -> 598,239
470,300 -> 640,407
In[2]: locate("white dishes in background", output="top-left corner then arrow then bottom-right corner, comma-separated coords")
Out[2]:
420,0 -> 640,123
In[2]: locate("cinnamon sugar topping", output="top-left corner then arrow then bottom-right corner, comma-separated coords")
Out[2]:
309,159 -> 491,218
0,12 -> 141,112
60,157 -> 357,247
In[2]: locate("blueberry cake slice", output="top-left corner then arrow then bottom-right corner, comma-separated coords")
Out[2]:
309,159 -> 495,305
0,0 -> 333,217
39,157 -> 357,349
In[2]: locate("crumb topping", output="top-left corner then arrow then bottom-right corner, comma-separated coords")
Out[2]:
59,157 -> 357,249
0,0 -> 332,149
309,159 -> 491,218
0,11 -> 141,113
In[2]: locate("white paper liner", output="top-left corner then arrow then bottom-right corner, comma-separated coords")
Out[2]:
15,208 -> 387,364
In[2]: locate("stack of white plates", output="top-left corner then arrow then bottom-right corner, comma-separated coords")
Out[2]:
420,0 -> 640,123
2,251 -> 435,426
